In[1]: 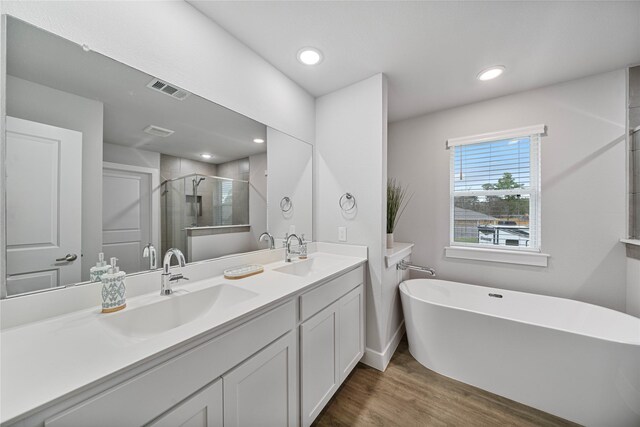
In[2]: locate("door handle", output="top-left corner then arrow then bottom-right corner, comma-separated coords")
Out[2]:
56,253 -> 78,262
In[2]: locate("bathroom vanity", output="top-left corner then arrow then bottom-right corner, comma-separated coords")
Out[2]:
0,244 -> 366,427
0,15 -> 360,427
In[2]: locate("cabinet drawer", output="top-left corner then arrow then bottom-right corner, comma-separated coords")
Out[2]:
299,266 -> 363,321
45,301 -> 295,427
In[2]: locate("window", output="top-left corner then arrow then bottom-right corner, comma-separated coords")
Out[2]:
448,125 -> 544,252
215,179 -> 234,225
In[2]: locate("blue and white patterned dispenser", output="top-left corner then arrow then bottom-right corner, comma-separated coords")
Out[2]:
101,257 -> 127,313
89,252 -> 111,283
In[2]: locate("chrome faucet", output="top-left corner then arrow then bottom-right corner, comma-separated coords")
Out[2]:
285,233 -> 303,263
160,248 -> 189,295
142,243 -> 157,269
259,231 -> 275,250
397,259 -> 435,276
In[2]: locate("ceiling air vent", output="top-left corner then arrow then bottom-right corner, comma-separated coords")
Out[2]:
146,78 -> 190,101
143,125 -> 175,138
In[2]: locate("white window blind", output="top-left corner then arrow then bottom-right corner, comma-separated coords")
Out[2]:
449,126 -> 543,251
215,179 -> 234,225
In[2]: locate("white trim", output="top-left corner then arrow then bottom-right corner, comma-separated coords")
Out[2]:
445,246 -> 549,267
362,321 -> 405,372
446,124 -> 546,148
385,242 -> 414,268
531,133 -> 542,250
102,162 -> 160,258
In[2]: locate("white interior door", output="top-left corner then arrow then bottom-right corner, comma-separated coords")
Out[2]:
5,116 -> 82,296
102,162 -> 158,274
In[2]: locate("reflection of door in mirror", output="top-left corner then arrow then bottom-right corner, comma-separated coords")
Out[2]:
102,163 -> 159,275
5,116 -> 82,296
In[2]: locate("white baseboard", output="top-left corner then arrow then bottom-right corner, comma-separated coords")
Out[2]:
362,321 -> 405,372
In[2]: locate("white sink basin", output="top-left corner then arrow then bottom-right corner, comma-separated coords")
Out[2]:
274,257 -> 339,278
101,284 -> 258,338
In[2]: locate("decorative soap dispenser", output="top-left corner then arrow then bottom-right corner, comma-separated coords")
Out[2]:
299,234 -> 308,259
90,252 -> 111,283
101,257 -> 126,313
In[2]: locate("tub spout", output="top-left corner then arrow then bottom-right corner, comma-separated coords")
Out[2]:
397,260 -> 435,276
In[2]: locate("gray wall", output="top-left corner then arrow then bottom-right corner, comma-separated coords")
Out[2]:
217,157 -> 249,181
160,154 -> 217,182
389,70 -> 628,312
6,75 -> 104,282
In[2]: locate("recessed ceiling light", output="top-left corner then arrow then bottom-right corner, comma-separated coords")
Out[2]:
297,47 -> 323,65
253,138 -> 265,144
477,66 -> 506,81
200,153 -> 212,159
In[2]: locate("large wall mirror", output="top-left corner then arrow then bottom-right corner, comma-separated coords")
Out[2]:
1,16 -> 313,298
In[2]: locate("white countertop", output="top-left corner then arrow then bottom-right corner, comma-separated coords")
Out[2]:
0,248 -> 366,425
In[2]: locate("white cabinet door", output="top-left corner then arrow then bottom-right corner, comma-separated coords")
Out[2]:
300,301 -> 340,427
149,379 -> 222,427
5,116 -> 82,295
338,285 -> 364,382
223,331 -> 297,427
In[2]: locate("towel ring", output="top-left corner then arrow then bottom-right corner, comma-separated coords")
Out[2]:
339,193 -> 356,212
280,196 -> 293,213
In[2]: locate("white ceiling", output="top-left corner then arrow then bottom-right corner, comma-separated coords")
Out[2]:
189,1 -> 640,122
6,17 -> 267,164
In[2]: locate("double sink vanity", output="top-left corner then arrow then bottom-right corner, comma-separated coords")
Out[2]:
0,243 -> 367,427
0,15 -> 359,427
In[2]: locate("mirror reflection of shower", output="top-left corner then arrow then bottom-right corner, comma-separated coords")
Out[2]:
162,172 -> 250,257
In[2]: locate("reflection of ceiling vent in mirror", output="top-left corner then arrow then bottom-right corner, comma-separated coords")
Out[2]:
146,78 -> 190,101
143,125 -> 175,138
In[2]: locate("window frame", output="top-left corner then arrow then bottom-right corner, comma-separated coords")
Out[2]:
447,125 -> 545,253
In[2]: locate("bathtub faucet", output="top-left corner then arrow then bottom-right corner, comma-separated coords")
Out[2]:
397,260 -> 435,276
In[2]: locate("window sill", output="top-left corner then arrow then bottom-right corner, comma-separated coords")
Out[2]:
621,239 -> 640,247
445,246 -> 549,267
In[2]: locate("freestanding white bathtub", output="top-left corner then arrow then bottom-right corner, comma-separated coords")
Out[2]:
400,279 -> 640,426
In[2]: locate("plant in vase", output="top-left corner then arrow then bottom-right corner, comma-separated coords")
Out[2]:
387,178 -> 412,249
